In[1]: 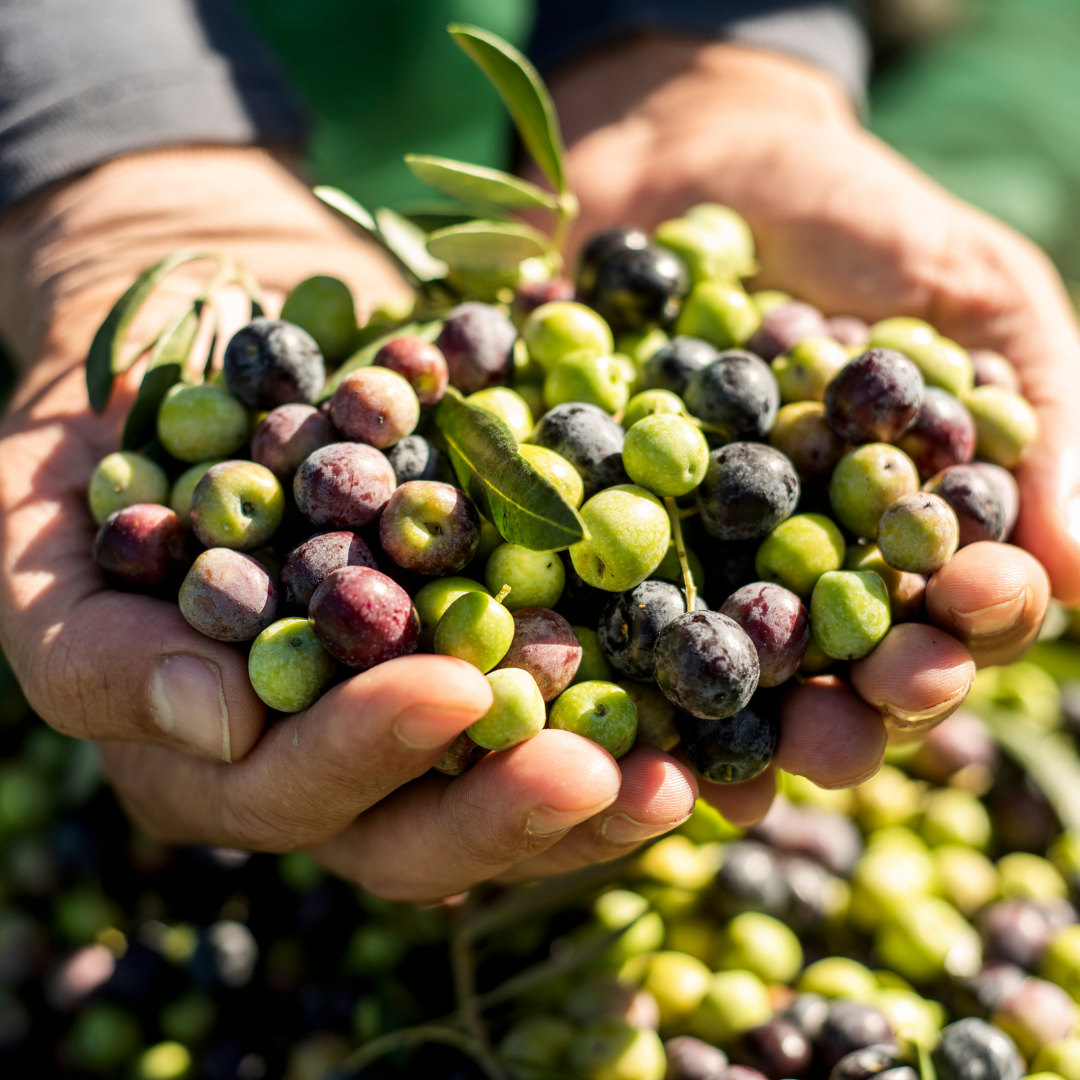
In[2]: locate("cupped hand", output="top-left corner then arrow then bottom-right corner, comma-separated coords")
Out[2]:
546,37 -> 1073,821
0,147 -> 697,901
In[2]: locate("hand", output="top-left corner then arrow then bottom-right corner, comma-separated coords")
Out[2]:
547,38 -> 1069,821
0,146 -> 698,901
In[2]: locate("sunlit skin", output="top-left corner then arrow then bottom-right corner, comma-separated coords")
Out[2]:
0,34 -> 1072,898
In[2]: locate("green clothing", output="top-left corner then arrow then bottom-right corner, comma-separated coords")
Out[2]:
239,0 -> 533,211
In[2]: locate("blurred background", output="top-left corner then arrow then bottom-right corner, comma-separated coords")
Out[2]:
3,1 -> 1080,1077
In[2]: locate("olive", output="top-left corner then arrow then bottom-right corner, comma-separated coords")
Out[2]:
584,245 -> 690,332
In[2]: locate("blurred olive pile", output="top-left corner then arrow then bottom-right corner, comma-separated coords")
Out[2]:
6,637 -> 1080,1078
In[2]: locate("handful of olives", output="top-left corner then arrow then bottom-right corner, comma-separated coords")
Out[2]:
84,21 -> 1040,789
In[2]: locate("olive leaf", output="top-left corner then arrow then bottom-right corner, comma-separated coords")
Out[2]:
86,248 -> 216,413
426,221 -> 548,270
405,154 -> 558,211
313,185 -> 378,233
448,24 -> 568,195
374,207 -> 449,282
435,390 -> 585,551
314,187 -> 449,284
120,302 -> 202,451
976,703 -> 1080,833
318,321 -> 442,402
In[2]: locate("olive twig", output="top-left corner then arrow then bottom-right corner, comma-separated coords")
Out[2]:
475,919 -> 637,1010
665,496 -> 697,612
550,191 -> 580,259
461,852 -> 637,942
341,1024 -> 496,1077
450,895 -> 506,1079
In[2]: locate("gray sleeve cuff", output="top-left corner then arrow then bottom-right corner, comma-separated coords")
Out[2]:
0,0 -> 306,213
530,1 -> 870,109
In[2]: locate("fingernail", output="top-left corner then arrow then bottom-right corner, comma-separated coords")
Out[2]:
394,705 -> 477,750
883,687 -> 971,726
601,812 -> 690,846
950,591 -> 1026,637
148,655 -> 231,761
526,803 -> 609,838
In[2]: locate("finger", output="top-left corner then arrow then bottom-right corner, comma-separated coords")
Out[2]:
310,729 -> 625,902
775,676 -> 887,788
0,382 -> 270,759
925,541 -> 1049,667
850,623 -> 975,742
495,745 -> 699,881
102,654 -> 493,851
698,767 -> 777,829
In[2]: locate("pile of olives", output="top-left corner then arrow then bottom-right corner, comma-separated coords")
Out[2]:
88,203 -> 1039,785
7,646 -> 1080,1078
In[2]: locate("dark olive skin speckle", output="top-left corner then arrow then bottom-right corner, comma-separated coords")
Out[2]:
675,688 -> 780,783
309,565 -> 420,670
178,548 -> 277,642
824,348 -> 923,445
654,610 -> 759,720
699,443 -> 800,542
293,443 -> 396,529
280,531 -> 377,611
598,580 -> 706,682
494,607 -> 582,702
223,318 -> 325,409
720,581 -> 809,687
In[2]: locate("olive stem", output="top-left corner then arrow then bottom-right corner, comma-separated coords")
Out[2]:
450,896 -> 505,1080
665,497 -> 697,612
342,1024 -> 497,1077
494,584 -> 512,605
689,417 -> 729,437
551,191 -> 580,260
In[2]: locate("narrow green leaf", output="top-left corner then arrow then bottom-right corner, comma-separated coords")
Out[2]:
374,208 -> 448,282
405,154 -> 558,211
426,221 -> 548,270
86,248 -> 214,413
435,390 -> 585,551
313,185 -> 378,232
448,24 -> 567,193
120,303 -> 201,451
976,704 -> 1080,832
318,321 -> 442,402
